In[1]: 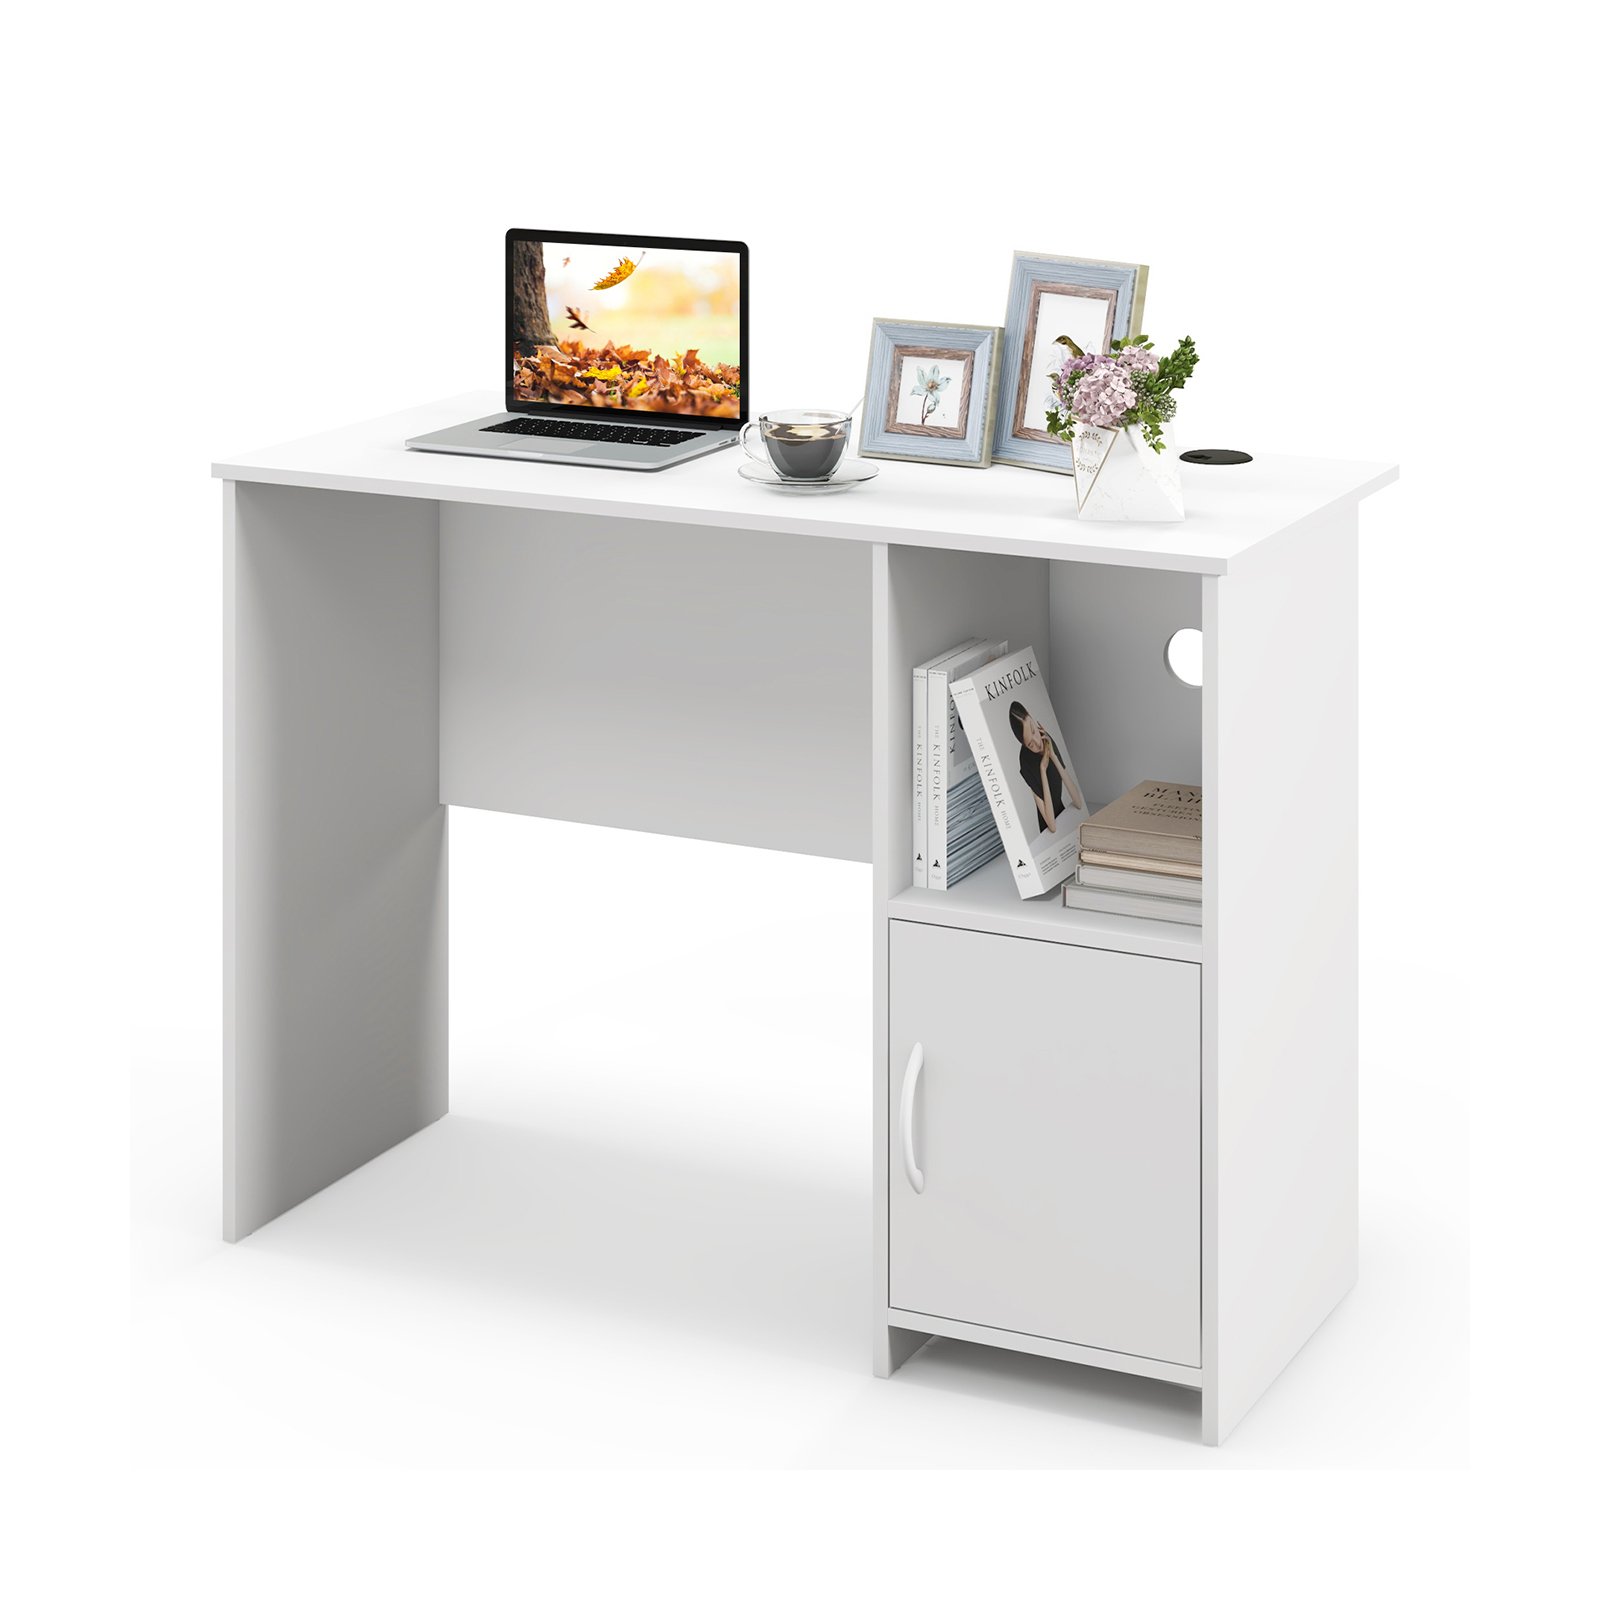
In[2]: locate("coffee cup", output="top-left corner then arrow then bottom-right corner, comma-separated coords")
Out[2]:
740,409 -> 852,481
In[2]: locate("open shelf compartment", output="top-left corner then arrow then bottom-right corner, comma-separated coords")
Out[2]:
873,543 -> 1203,961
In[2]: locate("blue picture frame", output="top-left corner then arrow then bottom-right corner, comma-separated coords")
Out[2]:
860,318 -> 1002,468
992,252 -> 1149,473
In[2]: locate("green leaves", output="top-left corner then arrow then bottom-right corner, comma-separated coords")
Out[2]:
1157,335 -> 1199,392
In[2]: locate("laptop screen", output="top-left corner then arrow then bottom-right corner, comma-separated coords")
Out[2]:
507,231 -> 745,424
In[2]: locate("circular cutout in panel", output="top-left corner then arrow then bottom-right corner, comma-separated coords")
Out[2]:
1166,627 -> 1203,687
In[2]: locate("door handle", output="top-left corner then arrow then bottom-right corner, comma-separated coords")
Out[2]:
899,1042 -> 925,1194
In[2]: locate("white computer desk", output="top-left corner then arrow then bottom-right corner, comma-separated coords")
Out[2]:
214,392 -> 1396,1444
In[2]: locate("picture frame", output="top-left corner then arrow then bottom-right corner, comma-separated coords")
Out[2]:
860,318 -> 1003,468
991,252 -> 1149,473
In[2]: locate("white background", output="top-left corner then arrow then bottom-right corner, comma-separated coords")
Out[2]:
5,0 -> 1593,1591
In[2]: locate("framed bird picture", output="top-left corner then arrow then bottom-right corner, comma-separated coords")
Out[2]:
992,252 -> 1149,473
859,318 -> 1003,467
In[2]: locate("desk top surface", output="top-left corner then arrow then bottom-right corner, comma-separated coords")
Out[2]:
213,393 -> 1397,575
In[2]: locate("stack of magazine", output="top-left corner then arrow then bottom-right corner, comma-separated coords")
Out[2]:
911,638 -> 1008,889
1062,780 -> 1203,925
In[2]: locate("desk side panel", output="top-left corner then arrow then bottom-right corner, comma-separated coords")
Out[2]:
440,504 -> 872,862
1201,503 -> 1359,1442
225,483 -> 447,1241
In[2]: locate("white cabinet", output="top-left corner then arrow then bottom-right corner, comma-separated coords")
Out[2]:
888,921 -> 1199,1368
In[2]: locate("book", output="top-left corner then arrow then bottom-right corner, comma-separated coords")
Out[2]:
1077,862 -> 1203,902
912,638 -> 979,887
1078,780 -> 1203,866
1078,849 -> 1203,880
1062,877 -> 1202,926
949,645 -> 1087,899
927,638 -> 1008,890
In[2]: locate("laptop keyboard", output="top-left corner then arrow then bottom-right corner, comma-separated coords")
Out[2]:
483,416 -> 704,448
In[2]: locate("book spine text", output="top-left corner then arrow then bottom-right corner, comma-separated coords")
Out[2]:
912,665 -> 930,887
927,664 -> 951,890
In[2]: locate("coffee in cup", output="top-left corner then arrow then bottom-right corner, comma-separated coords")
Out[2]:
740,409 -> 852,480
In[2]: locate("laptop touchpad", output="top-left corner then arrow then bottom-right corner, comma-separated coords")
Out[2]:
523,436 -> 592,454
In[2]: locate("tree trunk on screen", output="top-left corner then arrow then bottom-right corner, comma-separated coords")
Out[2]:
511,240 -> 553,350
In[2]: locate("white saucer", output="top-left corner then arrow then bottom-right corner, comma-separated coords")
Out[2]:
738,458 -> 879,492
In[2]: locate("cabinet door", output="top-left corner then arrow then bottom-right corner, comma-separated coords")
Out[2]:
889,921 -> 1199,1367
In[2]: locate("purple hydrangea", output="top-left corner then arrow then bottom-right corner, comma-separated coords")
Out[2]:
1056,355 -> 1145,432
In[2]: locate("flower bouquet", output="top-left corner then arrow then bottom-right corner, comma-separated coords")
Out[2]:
1043,334 -> 1199,521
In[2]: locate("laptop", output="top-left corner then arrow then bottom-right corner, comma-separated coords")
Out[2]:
407,228 -> 747,471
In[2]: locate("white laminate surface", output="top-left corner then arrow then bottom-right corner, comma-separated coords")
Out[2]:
215,393 -> 1397,575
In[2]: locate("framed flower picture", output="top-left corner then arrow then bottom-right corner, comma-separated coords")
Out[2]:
992,252 -> 1149,473
860,318 -> 1002,467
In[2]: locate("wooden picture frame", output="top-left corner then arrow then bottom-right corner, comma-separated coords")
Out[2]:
860,319 -> 1002,468
992,253 -> 1148,474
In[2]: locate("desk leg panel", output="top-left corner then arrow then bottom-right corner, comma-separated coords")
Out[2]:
1200,504 -> 1360,1443
224,483 -> 446,1241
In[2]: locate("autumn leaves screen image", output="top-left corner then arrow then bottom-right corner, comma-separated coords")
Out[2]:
510,241 -> 741,416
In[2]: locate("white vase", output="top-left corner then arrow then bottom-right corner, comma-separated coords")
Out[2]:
1069,424 -> 1184,521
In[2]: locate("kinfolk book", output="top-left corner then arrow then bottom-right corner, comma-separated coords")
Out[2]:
949,646 -> 1087,899
927,638 -> 1008,890
912,638 -> 979,887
